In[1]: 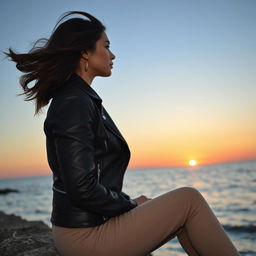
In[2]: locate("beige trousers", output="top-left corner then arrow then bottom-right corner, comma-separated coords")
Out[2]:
52,187 -> 240,256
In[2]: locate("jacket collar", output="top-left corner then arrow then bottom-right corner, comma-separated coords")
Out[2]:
69,73 -> 103,103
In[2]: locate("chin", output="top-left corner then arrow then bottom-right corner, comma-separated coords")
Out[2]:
101,71 -> 112,77
96,68 -> 112,77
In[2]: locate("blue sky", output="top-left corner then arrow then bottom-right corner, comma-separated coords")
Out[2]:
0,0 -> 256,178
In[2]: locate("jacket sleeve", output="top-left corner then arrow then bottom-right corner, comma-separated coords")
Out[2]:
120,191 -> 133,201
46,94 -> 137,217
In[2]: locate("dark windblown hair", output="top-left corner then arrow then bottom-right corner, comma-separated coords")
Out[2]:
4,11 -> 106,116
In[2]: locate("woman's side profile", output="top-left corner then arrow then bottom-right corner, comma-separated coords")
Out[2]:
5,11 -> 240,256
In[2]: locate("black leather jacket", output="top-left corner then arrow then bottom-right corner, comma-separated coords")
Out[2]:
44,73 -> 137,228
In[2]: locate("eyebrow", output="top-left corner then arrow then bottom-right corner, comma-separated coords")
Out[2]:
105,40 -> 110,44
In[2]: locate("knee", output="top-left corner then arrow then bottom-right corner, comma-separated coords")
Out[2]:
176,186 -> 203,201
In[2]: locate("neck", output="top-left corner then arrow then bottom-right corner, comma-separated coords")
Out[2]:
75,70 -> 94,86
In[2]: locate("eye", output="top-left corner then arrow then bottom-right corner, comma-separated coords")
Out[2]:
105,45 -> 110,49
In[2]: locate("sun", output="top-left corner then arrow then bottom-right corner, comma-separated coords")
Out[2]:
188,160 -> 197,166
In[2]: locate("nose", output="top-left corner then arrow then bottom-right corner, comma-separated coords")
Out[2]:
110,50 -> 116,60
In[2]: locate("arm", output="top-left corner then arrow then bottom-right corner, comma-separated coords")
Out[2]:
47,94 -> 137,217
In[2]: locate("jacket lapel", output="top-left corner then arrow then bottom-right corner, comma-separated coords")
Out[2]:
101,105 -> 128,146
70,74 -> 129,147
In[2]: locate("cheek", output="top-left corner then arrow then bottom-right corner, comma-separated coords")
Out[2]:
103,51 -> 110,62
100,53 -> 111,69
96,51 -> 109,65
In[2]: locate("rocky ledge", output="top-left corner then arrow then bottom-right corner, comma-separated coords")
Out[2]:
0,210 -> 60,256
0,188 -> 19,195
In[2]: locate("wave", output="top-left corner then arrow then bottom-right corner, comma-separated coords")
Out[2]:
240,250 -> 256,255
223,224 -> 256,233
34,209 -> 49,214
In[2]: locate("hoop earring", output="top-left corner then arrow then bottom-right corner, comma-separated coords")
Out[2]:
85,60 -> 89,72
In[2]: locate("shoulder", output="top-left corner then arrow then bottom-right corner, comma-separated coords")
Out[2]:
45,87 -> 98,126
52,83 -> 93,105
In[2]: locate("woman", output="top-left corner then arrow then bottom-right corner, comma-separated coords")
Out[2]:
6,11 -> 240,256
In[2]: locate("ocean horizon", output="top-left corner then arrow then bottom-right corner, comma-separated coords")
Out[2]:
0,160 -> 255,255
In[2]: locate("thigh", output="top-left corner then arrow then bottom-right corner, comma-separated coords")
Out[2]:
53,187 -> 200,256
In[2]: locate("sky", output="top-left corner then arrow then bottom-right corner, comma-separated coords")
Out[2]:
0,0 -> 255,179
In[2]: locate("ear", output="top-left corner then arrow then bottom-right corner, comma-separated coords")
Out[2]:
81,50 -> 89,60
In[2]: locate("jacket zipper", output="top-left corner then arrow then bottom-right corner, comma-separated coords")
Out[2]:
97,163 -> 101,182
104,140 -> 108,152
52,185 -> 66,194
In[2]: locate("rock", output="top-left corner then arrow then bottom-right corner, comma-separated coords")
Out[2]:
0,188 -> 19,195
0,211 -> 60,256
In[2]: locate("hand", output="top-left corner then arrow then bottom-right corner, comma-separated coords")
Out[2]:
133,195 -> 152,206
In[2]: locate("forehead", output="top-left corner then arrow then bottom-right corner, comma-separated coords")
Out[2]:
100,32 -> 110,43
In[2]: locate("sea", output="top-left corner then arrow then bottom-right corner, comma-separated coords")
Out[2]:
0,160 -> 255,256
